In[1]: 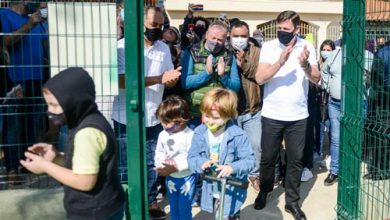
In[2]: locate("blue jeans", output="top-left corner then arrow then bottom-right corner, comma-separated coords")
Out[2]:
328,99 -> 341,175
319,120 -> 330,157
166,174 -> 196,220
146,124 -> 163,205
236,111 -> 261,177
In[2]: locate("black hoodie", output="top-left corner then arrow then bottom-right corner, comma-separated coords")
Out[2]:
44,67 -> 125,220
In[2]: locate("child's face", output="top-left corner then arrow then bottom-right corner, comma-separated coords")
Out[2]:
202,110 -> 226,127
43,90 -> 64,114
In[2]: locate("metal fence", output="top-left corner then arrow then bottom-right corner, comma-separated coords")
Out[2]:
338,0 -> 390,219
0,0 -> 122,188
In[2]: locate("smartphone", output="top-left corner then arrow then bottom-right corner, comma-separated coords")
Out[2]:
188,23 -> 195,32
191,4 -> 204,11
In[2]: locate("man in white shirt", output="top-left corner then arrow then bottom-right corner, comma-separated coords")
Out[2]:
253,11 -> 320,220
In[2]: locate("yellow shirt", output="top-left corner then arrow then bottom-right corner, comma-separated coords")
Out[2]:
72,128 -> 107,174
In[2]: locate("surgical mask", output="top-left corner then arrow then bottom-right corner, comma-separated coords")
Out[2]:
277,30 -> 296,46
253,36 -> 263,46
40,8 -> 48,19
120,8 -> 124,22
144,27 -> 162,42
231,37 -> 248,50
207,40 -> 224,55
47,111 -> 66,127
205,121 -> 226,133
320,51 -> 331,60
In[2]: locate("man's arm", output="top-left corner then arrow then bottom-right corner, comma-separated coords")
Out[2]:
302,62 -> 321,84
180,49 -> 212,89
255,45 -> 293,85
4,11 -> 41,48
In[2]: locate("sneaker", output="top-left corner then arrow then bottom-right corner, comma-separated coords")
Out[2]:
324,173 -> 338,186
301,168 -> 313,182
148,203 -> 167,219
249,176 -> 260,192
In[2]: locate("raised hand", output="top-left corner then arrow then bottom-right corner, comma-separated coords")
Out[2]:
298,45 -> 310,68
235,49 -> 245,68
162,66 -> 181,87
217,57 -> 226,76
278,45 -> 293,66
206,55 -> 213,74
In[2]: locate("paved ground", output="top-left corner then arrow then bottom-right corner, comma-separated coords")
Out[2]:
0,161 -> 337,220
159,161 -> 338,220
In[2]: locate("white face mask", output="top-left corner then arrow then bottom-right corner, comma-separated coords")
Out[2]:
320,51 -> 332,60
40,8 -> 48,19
231,37 -> 248,50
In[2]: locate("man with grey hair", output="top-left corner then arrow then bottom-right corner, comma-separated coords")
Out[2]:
180,20 -> 240,206
181,20 -> 240,126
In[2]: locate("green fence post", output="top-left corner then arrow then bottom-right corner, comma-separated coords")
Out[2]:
124,1 -> 148,219
338,0 -> 365,219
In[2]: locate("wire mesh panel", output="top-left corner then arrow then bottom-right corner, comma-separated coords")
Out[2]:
340,0 -> 390,219
0,0 -> 122,190
360,1 -> 390,219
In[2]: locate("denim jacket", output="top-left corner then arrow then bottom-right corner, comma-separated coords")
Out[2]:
188,121 -> 255,217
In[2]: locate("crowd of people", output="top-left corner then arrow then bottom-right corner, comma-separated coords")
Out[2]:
0,1 -> 389,220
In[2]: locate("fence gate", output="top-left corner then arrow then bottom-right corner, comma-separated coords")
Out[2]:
339,0 -> 390,219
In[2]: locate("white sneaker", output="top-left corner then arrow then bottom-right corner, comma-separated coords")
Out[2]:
301,168 -> 314,182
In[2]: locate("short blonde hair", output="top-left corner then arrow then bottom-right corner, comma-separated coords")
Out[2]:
200,88 -> 237,120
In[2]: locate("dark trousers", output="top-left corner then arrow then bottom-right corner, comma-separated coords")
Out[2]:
260,116 -> 307,205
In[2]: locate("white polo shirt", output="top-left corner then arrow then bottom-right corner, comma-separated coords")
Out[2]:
145,40 -> 173,127
259,37 -> 317,121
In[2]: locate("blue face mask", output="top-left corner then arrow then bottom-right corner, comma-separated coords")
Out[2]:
320,51 -> 332,60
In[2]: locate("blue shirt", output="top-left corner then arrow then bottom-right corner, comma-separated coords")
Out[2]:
0,8 -> 48,82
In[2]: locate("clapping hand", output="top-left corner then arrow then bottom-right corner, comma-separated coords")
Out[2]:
162,66 -> 181,87
298,45 -> 310,68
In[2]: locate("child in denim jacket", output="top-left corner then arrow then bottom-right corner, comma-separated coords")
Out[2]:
188,88 -> 255,219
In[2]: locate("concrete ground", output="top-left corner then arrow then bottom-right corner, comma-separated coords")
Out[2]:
160,161 -> 338,220
0,161 -> 337,220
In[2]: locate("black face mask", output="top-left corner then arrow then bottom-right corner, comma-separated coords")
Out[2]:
207,40 -> 224,55
194,26 -> 206,38
144,27 -> 162,42
277,30 -> 296,46
47,111 -> 67,127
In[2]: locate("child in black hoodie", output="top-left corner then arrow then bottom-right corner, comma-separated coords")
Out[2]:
20,67 -> 125,220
